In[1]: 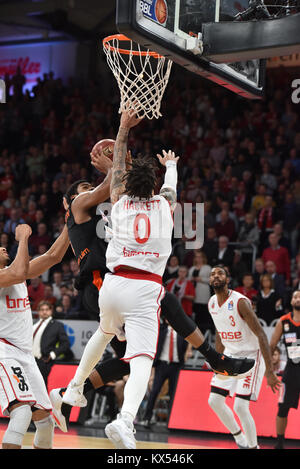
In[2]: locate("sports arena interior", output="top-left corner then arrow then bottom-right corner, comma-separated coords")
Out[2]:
0,0 -> 300,451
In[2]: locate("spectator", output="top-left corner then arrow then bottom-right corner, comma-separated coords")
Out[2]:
253,258 -> 265,291
230,250 -> 249,287
262,233 -> 291,284
167,265 -> 195,317
33,301 -> 73,387
28,276 -> 45,311
235,273 -> 258,302
3,208 -> 25,235
264,260 -> 286,299
272,346 -> 286,376
52,271 -> 63,300
163,255 -> 179,284
55,293 -> 81,319
237,212 -> 260,264
215,209 -> 236,241
203,226 -> 218,265
251,183 -> 267,213
255,273 -> 283,325
188,251 -> 213,332
29,222 -> 52,253
43,283 -> 58,308
213,235 -> 234,269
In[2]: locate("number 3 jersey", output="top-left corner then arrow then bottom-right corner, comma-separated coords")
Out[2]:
0,281 -> 33,353
106,194 -> 173,277
208,290 -> 259,355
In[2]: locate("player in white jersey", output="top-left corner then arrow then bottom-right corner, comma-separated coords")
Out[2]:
0,223 -> 69,449
207,265 -> 281,449
62,110 -> 176,448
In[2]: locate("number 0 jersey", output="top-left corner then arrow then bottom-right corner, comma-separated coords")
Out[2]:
208,289 -> 259,355
106,194 -> 173,278
0,280 -> 33,353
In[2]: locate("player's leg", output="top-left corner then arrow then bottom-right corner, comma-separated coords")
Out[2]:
274,376 -> 297,449
162,291 -> 255,377
208,386 -> 248,449
233,395 -> 258,449
31,408 -> 55,449
2,402 -> 32,449
62,326 -> 113,406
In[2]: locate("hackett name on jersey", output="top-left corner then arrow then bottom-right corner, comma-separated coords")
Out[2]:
6,295 -> 30,311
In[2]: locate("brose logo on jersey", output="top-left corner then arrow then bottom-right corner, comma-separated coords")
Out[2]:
6,295 -> 30,311
218,331 -> 242,341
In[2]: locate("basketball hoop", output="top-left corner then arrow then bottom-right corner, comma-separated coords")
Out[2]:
102,34 -> 173,120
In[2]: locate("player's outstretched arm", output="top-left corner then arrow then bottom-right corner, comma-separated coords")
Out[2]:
269,319 -> 284,355
110,111 -> 143,205
72,156 -> 113,215
27,225 -> 70,279
157,149 -> 179,212
238,298 -> 281,393
0,224 -> 32,287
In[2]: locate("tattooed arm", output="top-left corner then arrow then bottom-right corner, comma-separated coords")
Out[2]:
157,150 -> 179,213
110,111 -> 143,205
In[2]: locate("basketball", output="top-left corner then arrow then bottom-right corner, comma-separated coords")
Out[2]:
155,0 -> 167,24
92,139 -> 115,160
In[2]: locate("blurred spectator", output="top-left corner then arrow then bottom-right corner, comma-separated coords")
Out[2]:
235,273 -> 258,302
230,250 -> 249,287
262,233 -> 291,284
254,274 -> 283,325
264,260 -> 286,299
213,235 -> 234,269
188,251 -> 213,332
272,346 -> 286,376
29,222 -> 51,253
215,209 -> 236,241
55,293 -> 81,319
43,283 -> 58,308
253,258 -> 265,291
167,266 -> 195,317
163,255 -> 179,284
3,208 -> 25,235
51,271 -> 64,300
203,227 -> 218,265
28,276 -> 46,311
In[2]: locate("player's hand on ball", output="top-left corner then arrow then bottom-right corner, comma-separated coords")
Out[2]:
15,224 -> 32,241
90,152 -> 113,174
157,149 -> 179,166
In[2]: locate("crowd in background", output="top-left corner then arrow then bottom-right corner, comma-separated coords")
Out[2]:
0,63 -> 300,331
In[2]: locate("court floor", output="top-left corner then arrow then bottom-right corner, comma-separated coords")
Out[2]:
1,419 -> 300,450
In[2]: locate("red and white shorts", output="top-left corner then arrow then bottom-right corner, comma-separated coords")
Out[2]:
99,273 -> 165,362
0,341 -> 52,416
211,349 -> 265,401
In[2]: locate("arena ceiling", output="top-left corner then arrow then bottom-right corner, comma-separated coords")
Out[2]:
0,0 -> 117,45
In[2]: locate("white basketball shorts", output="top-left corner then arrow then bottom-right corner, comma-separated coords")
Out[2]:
99,273 -> 165,362
210,349 -> 266,401
0,340 -> 52,416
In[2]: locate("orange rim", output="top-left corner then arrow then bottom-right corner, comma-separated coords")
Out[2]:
103,34 -> 164,59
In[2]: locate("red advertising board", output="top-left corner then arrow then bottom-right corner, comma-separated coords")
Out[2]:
169,370 -> 300,440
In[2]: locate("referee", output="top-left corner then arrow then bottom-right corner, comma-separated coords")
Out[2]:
270,290 -> 300,449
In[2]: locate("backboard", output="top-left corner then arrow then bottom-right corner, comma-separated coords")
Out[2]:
116,0 -> 266,99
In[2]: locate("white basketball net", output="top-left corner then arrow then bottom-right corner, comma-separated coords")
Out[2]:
103,35 -> 173,120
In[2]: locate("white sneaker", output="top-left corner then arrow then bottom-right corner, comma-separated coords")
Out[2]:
105,414 -> 136,449
50,388 -> 68,433
62,380 -> 87,407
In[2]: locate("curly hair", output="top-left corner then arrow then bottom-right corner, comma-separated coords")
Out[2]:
124,156 -> 157,199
